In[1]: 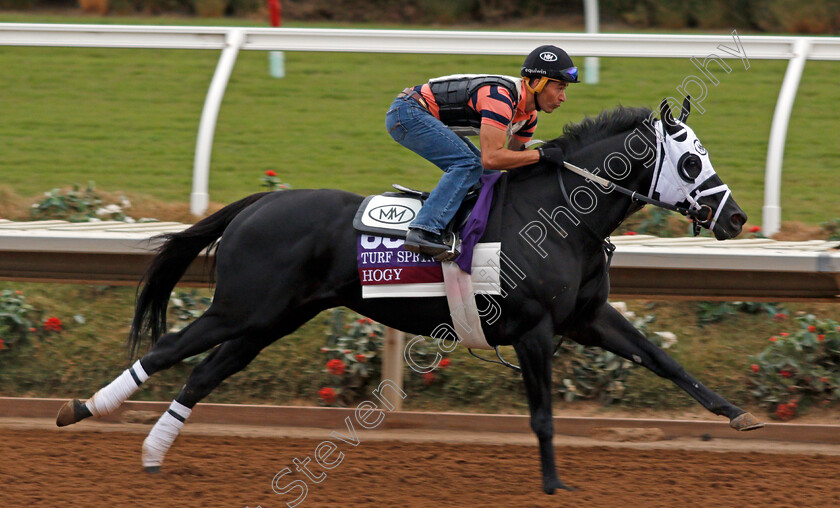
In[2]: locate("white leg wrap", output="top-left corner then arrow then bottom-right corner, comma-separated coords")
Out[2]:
142,400 -> 192,468
86,360 -> 149,418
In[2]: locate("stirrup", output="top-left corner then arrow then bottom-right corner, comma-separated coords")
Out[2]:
433,233 -> 460,262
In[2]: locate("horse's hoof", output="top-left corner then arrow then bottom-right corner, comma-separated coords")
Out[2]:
730,412 -> 765,431
145,466 -> 161,474
56,399 -> 92,427
544,478 -> 576,494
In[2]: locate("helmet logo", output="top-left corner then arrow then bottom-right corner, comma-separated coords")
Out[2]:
539,52 -> 557,62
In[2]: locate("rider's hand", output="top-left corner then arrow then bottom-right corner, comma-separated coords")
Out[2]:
538,146 -> 565,166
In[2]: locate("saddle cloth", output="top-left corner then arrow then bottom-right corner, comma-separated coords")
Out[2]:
357,235 -> 501,299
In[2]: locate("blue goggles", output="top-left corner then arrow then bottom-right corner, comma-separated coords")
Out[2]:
557,66 -> 579,83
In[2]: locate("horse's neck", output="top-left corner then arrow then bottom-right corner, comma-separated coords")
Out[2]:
565,130 -> 655,238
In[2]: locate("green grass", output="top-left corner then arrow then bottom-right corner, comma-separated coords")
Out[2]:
0,15 -> 838,223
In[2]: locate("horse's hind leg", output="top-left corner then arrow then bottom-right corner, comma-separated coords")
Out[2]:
141,307 -> 324,471
567,303 -> 763,431
57,311 -> 242,427
141,334 -> 270,472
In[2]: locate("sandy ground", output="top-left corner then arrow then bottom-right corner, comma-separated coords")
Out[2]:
3,418 -> 840,507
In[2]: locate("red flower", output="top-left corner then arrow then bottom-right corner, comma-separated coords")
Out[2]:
422,372 -> 435,385
357,318 -> 365,324
355,353 -> 366,363
780,370 -> 792,378
748,225 -> 761,233
28,327 -> 36,333
779,332 -> 790,337
0,338 -> 4,350
818,334 -> 826,342
808,325 -> 817,332
623,231 -> 638,236
769,336 -> 778,342
439,358 -> 451,368
318,387 -> 337,404
773,313 -> 787,321
326,359 -> 346,375
821,377 -> 830,383
265,170 -> 277,177
343,350 -> 352,354
750,364 -> 759,373
14,290 -> 22,295
44,317 -> 62,332
775,403 -> 795,421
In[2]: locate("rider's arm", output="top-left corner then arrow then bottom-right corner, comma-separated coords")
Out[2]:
480,125 -> 540,170
507,136 -> 526,151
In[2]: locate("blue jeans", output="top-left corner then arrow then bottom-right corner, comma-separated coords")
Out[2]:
385,96 -> 484,234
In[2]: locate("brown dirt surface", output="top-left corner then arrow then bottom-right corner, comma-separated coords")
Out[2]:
3,424 -> 840,508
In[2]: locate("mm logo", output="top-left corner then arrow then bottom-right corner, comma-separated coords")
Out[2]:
368,204 -> 415,225
539,52 -> 557,62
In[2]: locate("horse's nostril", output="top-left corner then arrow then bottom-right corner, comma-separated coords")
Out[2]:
730,213 -> 746,228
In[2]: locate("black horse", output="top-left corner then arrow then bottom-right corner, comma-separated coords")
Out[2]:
57,99 -> 762,494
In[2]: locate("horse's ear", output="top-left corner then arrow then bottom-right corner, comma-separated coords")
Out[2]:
678,95 -> 690,123
658,98 -> 681,136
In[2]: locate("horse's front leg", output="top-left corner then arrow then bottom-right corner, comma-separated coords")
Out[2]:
513,316 -> 575,494
567,303 -> 763,431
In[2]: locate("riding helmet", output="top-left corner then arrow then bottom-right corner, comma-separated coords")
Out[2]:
521,45 -> 579,83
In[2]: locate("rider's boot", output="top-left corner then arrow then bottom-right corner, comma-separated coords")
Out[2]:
405,228 -> 458,259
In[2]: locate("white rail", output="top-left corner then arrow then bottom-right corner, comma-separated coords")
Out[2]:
1,24 -> 839,232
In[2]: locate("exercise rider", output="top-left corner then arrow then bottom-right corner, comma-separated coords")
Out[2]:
385,44 -> 578,258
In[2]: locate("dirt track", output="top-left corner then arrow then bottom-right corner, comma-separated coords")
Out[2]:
3,422 -> 840,508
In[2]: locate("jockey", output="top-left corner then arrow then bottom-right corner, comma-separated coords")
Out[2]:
386,45 -> 578,257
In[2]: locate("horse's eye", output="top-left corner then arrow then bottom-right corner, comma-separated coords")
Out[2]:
678,153 -> 702,182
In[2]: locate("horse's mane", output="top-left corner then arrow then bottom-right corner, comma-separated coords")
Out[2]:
543,105 -> 653,153
510,105 -> 652,181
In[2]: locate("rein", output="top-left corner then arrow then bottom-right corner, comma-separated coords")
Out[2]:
562,161 -> 713,235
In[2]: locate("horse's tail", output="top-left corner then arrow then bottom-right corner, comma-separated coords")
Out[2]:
128,192 -> 272,358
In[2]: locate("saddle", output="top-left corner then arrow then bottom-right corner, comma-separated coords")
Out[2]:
353,183 -> 482,259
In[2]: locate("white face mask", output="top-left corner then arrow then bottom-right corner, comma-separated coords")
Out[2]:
648,119 -> 732,230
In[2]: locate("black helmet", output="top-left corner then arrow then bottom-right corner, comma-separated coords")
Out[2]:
521,45 -> 579,83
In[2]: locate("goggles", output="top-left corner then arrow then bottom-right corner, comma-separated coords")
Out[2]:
525,70 -> 577,94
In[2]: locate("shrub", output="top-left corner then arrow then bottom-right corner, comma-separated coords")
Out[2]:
0,289 -> 44,351
695,301 -> 784,326
822,218 -> 840,241
30,183 -> 136,223
261,170 -> 290,191
317,309 -> 386,406
747,314 -> 840,420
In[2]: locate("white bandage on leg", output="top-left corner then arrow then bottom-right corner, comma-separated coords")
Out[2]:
85,360 -> 149,418
142,400 -> 192,468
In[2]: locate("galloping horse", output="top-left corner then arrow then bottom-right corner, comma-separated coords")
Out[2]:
57,98 -> 762,494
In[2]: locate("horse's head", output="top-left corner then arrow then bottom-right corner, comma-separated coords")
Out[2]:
651,97 -> 746,240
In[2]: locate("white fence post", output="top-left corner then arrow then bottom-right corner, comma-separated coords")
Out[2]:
381,327 -> 405,411
762,38 -> 810,237
190,29 -> 245,216
583,0 -> 600,84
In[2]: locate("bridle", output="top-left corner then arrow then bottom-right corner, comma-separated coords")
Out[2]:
561,160 -> 713,236
556,119 -> 727,239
